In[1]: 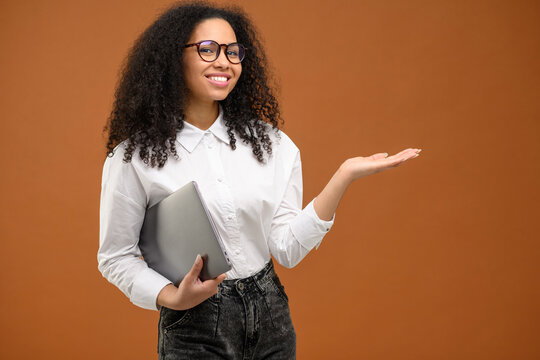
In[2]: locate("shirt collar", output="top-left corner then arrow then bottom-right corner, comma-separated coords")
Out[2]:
176,106 -> 230,153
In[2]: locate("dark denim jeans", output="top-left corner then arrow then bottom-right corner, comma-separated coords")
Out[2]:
157,260 -> 296,359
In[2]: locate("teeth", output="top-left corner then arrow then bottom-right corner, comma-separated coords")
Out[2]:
209,76 -> 228,82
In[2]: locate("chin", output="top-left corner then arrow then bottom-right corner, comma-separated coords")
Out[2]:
210,91 -> 232,101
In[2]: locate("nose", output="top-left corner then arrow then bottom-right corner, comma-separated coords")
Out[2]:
214,46 -> 229,68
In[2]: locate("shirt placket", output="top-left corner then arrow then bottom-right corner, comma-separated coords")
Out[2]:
203,132 -> 244,267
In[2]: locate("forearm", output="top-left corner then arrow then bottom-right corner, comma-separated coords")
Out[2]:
313,164 -> 353,221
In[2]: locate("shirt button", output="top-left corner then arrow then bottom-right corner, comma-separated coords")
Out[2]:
217,178 -> 223,182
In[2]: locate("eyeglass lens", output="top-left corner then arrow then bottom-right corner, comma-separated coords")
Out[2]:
198,41 -> 245,63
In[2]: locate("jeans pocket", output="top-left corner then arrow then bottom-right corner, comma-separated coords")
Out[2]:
161,307 -> 192,331
161,299 -> 220,335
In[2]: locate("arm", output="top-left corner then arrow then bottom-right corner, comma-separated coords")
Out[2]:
313,148 -> 422,220
99,186 -> 225,311
267,151 -> 335,268
98,150 -> 225,312
98,157 -> 173,311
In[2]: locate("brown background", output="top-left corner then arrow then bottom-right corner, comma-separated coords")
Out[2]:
1,0 -> 539,359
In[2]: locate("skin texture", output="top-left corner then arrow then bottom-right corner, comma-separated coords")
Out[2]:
182,18 -> 242,130
313,149 -> 422,222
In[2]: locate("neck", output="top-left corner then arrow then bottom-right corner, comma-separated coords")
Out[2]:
183,99 -> 219,131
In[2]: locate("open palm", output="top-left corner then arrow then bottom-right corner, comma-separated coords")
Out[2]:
341,148 -> 421,181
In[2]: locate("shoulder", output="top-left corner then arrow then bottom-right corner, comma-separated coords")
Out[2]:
100,140 -> 150,207
254,122 -> 300,174
101,141 -> 145,189
103,140 -> 133,171
104,138 -> 155,170
257,121 -> 299,158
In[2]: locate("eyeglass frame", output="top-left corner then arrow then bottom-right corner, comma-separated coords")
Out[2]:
184,40 -> 247,64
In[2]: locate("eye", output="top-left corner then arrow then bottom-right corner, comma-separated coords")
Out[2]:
198,41 -> 218,56
226,50 -> 239,57
200,47 -> 215,54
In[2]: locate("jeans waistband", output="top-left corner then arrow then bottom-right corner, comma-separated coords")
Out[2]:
217,260 -> 275,297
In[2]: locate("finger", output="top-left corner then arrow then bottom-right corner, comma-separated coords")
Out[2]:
387,150 -> 421,167
388,148 -> 418,162
200,276 -> 225,294
185,254 -> 203,282
401,148 -> 421,160
390,148 -> 415,158
202,273 -> 227,289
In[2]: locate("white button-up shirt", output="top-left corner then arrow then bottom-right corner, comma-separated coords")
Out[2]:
98,110 -> 335,311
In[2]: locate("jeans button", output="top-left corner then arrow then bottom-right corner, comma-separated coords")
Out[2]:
237,282 -> 244,291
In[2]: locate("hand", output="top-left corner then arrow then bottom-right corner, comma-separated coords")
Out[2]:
340,148 -> 422,182
158,254 -> 227,311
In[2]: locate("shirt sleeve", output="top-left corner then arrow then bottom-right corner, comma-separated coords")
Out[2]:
267,150 -> 335,268
97,152 -> 172,311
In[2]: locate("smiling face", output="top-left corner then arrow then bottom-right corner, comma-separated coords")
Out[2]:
183,18 -> 242,107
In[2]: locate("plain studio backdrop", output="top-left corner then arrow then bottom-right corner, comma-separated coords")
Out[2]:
1,0 -> 539,359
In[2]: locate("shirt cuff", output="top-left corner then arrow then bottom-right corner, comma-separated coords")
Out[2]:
290,198 -> 335,251
130,267 -> 173,311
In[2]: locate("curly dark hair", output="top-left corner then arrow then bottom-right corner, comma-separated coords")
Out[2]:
104,1 -> 282,167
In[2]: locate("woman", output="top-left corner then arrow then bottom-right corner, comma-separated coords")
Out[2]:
98,1 -> 421,358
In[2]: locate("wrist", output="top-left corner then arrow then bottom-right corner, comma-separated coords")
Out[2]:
337,162 -> 355,185
156,283 -> 177,310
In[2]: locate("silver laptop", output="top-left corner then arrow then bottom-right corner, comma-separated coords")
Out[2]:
138,181 -> 231,286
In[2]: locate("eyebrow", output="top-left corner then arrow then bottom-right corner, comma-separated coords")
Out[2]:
192,39 -> 238,43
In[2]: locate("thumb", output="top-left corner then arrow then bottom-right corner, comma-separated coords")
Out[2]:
203,273 -> 227,289
370,152 -> 389,160
186,254 -> 203,281
215,273 -> 227,284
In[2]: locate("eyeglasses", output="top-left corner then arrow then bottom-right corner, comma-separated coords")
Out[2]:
184,40 -> 247,64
